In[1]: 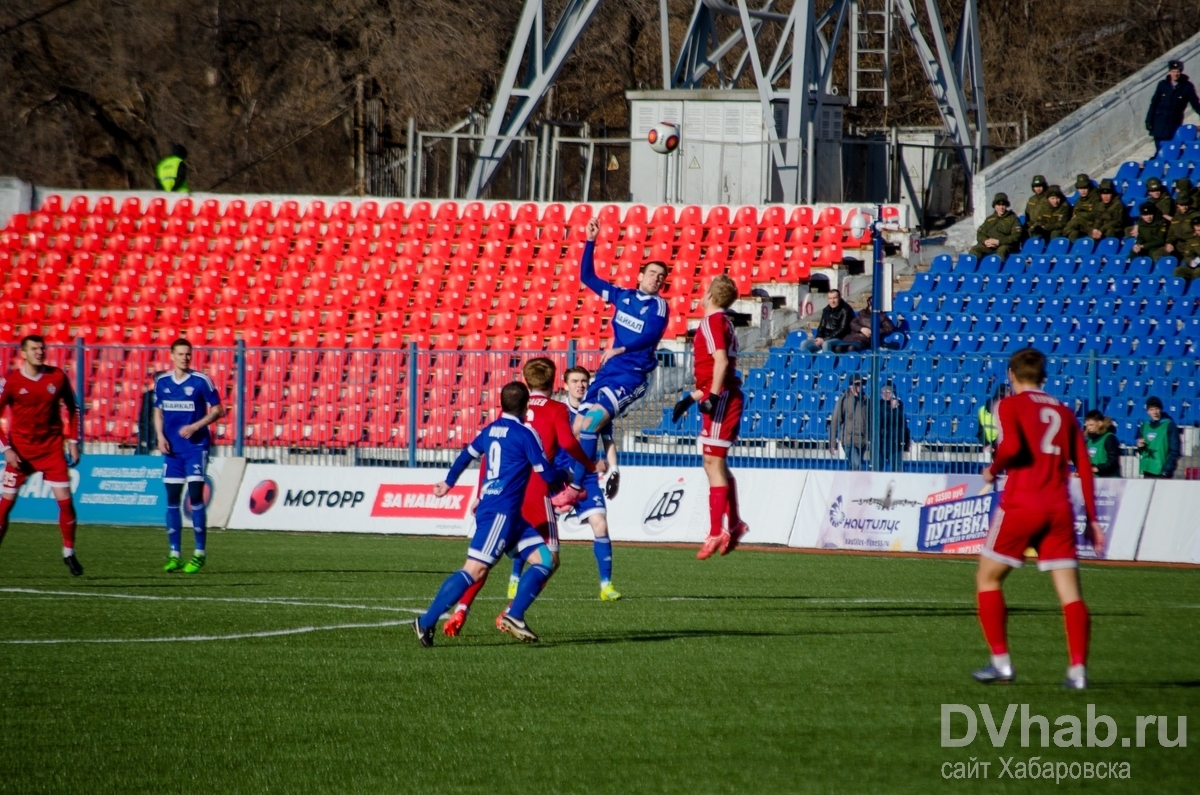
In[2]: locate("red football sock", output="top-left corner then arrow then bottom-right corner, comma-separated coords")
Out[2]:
1062,599 -> 1090,667
57,499 -> 76,549
709,486 -> 728,537
976,589 -> 1008,655
0,496 -> 14,545
457,578 -> 485,610
726,476 -> 742,526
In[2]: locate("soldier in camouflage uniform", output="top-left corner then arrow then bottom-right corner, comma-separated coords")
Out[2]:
1145,177 -> 1176,220
1174,177 -> 1193,198
1027,185 -> 1073,241
1165,190 -> 1198,252
1132,201 -> 1170,259
970,193 -> 1023,259
1025,175 -> 1050,232
1174,217 -> 1200,279
1064,178 -> 1124,241
1071,174 -> 1101,217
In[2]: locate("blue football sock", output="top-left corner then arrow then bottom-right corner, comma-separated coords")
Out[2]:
511,555 -> 525,580
165,504 -> 182,555
593,536 -> 613,583
507,564 -> 551,621
420,570 -> 475,630
190,502 -> 207,553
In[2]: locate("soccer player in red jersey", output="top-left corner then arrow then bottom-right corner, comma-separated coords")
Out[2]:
442,357 -> 604,636
674,276 -> 749,560
0,335 -> 84,575
973,348 -> 1105,689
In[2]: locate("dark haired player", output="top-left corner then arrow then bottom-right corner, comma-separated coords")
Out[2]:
973,348 -> 1104,689
154,339 -> 223,573
0,335 -> 83,575
413,382 -> 570,646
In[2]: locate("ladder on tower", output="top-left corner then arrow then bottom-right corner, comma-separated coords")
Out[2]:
849,0 -> 893,106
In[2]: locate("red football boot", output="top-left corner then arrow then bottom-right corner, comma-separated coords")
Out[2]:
721,521 -> 749,555
697,532 -> 728,560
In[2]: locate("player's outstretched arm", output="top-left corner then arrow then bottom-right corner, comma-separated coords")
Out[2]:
580,219 -> 617,300
985,400 -> 1020,478
442,438 -> 485,490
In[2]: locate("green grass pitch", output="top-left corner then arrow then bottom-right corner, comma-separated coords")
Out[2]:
1,523 -> 1197,794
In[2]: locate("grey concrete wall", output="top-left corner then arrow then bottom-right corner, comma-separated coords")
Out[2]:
0,176 -> 32,230
973,32 -> 1200,227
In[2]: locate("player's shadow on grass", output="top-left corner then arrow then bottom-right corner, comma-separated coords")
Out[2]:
1088,680 -> 1200,689
460,627 -> 892,648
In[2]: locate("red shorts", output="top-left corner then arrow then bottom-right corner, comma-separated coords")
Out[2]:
521,478 -> 558,551
3,443 -> 71,493
698,389 -> 743,458
982,502 -> 1077,570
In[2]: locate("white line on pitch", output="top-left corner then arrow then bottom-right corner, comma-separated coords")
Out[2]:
0,588 -> 422,613
0,619 -> 414,645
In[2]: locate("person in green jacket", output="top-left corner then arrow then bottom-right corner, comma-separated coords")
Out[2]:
1131,201 -> 1170,258
1071,174 -> 1101,216
1084,410 -> 1121,478
155,144 -> 190,193
1165,190 -> 1198,251
1025,175 -> 1050,231
1145,177 -> 1175,220
1174,217 -> 1200,279
1027,185 -> 1073,241
970,193 -> 1023,258
1174,176 -> 1194,197
1136,397 -> 1180,479
1091,180 -> 1127,239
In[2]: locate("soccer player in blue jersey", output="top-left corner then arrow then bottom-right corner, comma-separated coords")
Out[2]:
153,339 -> 223,573
560,217 -> 668,504
413,382 -> 570,646
554,366 -> 621,600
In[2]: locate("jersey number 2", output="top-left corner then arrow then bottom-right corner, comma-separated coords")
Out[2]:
1039,408 -> 1062,455
486,441 -> 502,480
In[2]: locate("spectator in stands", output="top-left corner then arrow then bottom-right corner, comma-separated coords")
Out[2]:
155,144 -> 190,193
1071,174 -> 1100,217
1174,177 -> 1193,198
976,384 -> 1009,459
1146,60 -> 1200,148
1166,190 -> 1197,252
1065,179 -> 1124,242
1084,410 -> 1121,478
830,375 -> 870,471
1137,396 -> 1180,479
1027,185 -> 1072,241
969,193 -> 1022,259
878,382 -> 910,472
1024,175 -> 1050,231
1145,177 -> 1175,220
835,297 -> 897,353
799,289 -> 854,353
1131,202 -> 1170,258
1173,217 -> 1200,279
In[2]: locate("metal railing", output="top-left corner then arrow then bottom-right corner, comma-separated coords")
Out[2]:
6,344 -> 1196,478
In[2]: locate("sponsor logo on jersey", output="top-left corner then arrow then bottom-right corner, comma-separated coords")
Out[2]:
613,311 -> 645,334
371,484 -> 473,518
160,400 -> 196,411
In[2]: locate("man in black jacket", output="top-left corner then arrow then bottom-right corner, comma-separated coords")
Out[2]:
799,289 -> 855,353
1146,60 -> 1200,147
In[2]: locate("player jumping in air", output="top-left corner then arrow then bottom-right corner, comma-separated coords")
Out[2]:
556,365 -> 622,599
672,276 -> 749,559
0,335 -> 83,575
560,216 -> 668,506
414,382 -> 571,646
441,358 -> 601,637
973,348 -> 1105,690
153,339 -> 224,573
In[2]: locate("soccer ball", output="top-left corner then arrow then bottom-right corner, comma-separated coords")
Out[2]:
647,122 -> 680,154
249,479 -> 279,514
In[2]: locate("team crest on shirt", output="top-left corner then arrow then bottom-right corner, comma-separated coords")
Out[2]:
185,386 -> 194,396
47,384 -> 55,394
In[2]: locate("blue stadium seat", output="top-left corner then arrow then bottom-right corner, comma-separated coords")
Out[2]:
1175,124 -> 1197,142
1013,275 -> 1038,294
773,392 -> 798,413
1050,315 -> 1075,336
790,353 -> 814,371
997,315 -> 1023,334
743,369 -> 768,391
1069,238 -> 1094,256
940,295 -> 968,313
1028,255 -> 1052,274
1100,256 -> 1128,275
1045,237 -> 1070,256
956,253 -> 979,271
1164,162 -> 1190,186
1094,238 -> 1121,258
894,293 -> 917,312
1129,317 -> 1157,338
947,315 -> 973,334
1016,295 -> 1041,316
911,273 -> 936,293
1145,296 -> 1170,316
1135,277 -> 1162,297
1081,334 -> 1107,353
904,314 -> 927,332
930,254 -> 954,273
782,330 -> 808,349
1118,238 -> 1137,257
942,274 -> 964,293
924,314 -> 950,332
908,333 -> 931,351
990,295 -> 1017,314
1128,256 -> 1154,276
957,334 -> 981,353
1114,161 -> 1142,182
766,350 -> 790,372
1171,297 -> 1198,316
1020,238 -> 1046,255
961,274 -> 985,293
974,314 -> 999,333
1042,297 -> 1066,315
1059,275 -> 1085,295
1165,277 -> 1189,297
930,333 -> 956,353
1057,336 -> 1084,355
1108,336 -> 1135,357
1145,157 -> 1167,175
1112,276 -> 1135,295
818,371 -> 841,392
966,295 -> 990,315
1055,255 -> 1084,274
999,255 -> 1025,274
881,356 -> 909,375
1024,316 -> 1051,333
1184,141 -> 1200,163
976,253 -> 1001,273
1183,316 -> 1200,339
1062,357 -> 1090,377
982,275 -> 1009,293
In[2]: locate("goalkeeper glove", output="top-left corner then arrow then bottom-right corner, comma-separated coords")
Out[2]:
671,394 -> 696,423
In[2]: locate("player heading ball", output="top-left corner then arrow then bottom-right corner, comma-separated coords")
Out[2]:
973,347 -> 1104,690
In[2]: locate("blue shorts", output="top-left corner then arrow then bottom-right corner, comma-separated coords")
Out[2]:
583,367 -> 649,419
163,447 -> 208,484
575,473 -> 607,520
467,509 -> 546,566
